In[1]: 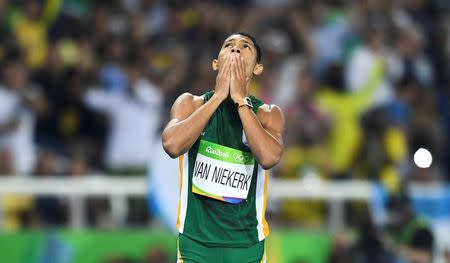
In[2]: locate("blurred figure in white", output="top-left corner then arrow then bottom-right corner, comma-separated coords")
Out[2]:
346,17 -> 396,107
121,0 -> 169,38
84,56 -> 163,173
0,52 -> 47,175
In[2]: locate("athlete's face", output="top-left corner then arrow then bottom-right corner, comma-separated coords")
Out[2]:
212,34 -> 263,78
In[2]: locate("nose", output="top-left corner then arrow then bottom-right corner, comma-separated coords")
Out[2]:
231,48 -> 240,53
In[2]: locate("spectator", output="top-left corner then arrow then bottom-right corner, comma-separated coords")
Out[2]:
385,75 -> 419,129
84,56 -> 163,174
99,36 -> 128,94
32,43 -> 70,150
384,194 -> 435,263
316,61 -> 384,177
307,0 -> 351,75
258,28 -> 293,104
32,151 -> 68,227
283,69 -> 330,149
1,193 -> 34,231
352,209 -> 389,263
0,52 -> 47,175
121,0 -> 169,38
393,26 -> 434,87
408,90 -> 446,180
346,18 -> 396,107
11,0 -> 61,68
353,108 -> 406,193
275,69 -> 331,226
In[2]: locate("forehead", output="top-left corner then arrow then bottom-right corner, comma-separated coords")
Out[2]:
223,34 -> 254,46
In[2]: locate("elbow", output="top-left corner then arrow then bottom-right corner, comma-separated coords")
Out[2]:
259,151 -> 282,170
162,134 -> 182,158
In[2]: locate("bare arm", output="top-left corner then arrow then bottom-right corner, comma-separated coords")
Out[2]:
161,93 -> 224,158
230,55 -> 284,169
161,54 -> 232,158
83,88 -> 117,113
238,104 -> 284,169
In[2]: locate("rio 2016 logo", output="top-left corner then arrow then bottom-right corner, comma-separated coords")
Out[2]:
205,146 -> 230,158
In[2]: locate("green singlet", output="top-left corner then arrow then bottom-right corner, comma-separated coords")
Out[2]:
176,91 -> 269,263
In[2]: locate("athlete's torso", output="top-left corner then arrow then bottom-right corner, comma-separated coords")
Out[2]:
176,91 -> 270,247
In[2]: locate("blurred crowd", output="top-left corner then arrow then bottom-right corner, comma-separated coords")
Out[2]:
0,0 -> 449,253
1,0 -> 449,176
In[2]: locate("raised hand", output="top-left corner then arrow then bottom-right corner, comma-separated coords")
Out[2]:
230,54 -> 247,103
214,54 -> 232,101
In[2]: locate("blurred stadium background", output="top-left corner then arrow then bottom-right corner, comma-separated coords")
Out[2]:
0,0 -> 450,262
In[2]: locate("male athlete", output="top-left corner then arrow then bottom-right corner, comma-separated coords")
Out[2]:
162,32 -> 285,263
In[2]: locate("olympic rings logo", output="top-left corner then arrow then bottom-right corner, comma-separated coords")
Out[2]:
233,154 -> 249,163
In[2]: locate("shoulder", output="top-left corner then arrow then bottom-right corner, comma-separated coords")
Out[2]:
170,92 -> 205,118
257,103 -> 285,130
173,92 -> 204,107
257,103 -> 284,117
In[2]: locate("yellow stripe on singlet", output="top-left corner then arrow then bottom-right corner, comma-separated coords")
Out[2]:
177,238 -> 184,263
176,155 -> 184,230
262,170 -> 269,237
260,246 -> 267,263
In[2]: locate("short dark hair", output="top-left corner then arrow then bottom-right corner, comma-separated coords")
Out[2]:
230,32 -> 262,63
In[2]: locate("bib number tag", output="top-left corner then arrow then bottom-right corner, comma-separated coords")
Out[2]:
192,140 -> 254,204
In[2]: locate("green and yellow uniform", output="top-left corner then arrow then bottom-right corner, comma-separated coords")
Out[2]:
176,91 -> 268,263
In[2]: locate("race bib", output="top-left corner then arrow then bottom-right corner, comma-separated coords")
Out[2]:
192,140 -> 255,204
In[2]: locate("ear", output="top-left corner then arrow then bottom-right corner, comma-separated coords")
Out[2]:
253,63 -> 264,75
212,59 -> 218,71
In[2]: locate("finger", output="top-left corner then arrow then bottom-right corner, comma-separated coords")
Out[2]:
237,55 -> 243,74
226,58 -> 232,80
237,56 -> 245,78
235,55 -> 242,71
230,55 -> 237,74
242,56 -> 246,71
232,58 -> 239,80
225,55 -> 233,75
219,55 -> 230,73
232,55 -> 238,68
223,53 -> 233,69
220,54 -> 231,75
